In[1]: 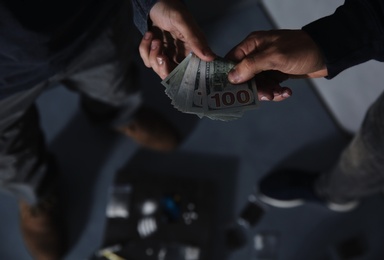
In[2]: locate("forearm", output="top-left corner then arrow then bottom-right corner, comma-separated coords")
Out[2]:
302,0 -> 384,78
131,0 -> 158,34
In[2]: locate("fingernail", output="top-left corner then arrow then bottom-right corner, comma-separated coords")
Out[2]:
157,57 -> 164,65
261,96 -> 270,101
228,69 -> 241,83
151,42 -> 158,50
144,32 -> 151,40
203,48 -> 215,59
282,91 -> 291,98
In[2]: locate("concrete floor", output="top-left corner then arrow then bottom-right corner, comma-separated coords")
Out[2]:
1,1 -> 384,260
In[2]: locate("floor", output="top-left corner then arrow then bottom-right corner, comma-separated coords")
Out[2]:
1,1 -> 384,260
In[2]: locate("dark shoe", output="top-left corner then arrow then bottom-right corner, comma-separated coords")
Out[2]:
117,107 -> 181,152
19,195 -> 63,260
81,95 -> 181,152
258,169 -> 359,212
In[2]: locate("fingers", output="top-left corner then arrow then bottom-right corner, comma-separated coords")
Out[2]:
139,32 -> 154,68
148,0 -> 215,62
228,53 -> 270,84
258,86 -> 292,102
225,31 -> 260,61
183,29 -> 216,62
149,40 -> 172,79
255,73 -> 292,102
272,87 -> 292,102
225,40 -> 250,63
171,11 -> 216,61
164,5 -> 216,61
226,33 -> 275,84
139,32 -> 173,79
227,29 -> 328,84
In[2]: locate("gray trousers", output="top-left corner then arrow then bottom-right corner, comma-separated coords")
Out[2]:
0,3 -> 141,204
316,91 -> 384,203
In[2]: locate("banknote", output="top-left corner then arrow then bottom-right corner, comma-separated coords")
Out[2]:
163,53 -> 192,100
161,53 -> 258,121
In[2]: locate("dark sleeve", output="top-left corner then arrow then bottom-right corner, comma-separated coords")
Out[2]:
302,0 -> 384,78
131,0 -> 158,35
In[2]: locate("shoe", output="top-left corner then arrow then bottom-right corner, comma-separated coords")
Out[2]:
258,169 -> 359,212
117,106 -> 181,152
19,195 -> 63,260
81,95 -> 181,152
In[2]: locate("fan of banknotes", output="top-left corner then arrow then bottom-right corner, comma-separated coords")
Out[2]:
161,53 -> 258,121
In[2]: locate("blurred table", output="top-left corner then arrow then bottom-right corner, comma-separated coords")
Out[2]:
260,0 -> 384,134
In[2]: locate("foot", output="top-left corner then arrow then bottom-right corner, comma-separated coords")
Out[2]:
19,195 -> 63,260
117,106 -> 181,152
258,169 -> 359,212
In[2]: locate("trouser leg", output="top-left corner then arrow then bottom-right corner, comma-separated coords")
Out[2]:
0,82 -> 53,205
316,91 -> 384,203
61,0 -> 142,128
0,0 -> 139,207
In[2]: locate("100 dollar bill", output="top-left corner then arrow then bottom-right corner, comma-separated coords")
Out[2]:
161,53 -> 258,121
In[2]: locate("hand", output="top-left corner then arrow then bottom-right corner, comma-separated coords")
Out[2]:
139,0 -> 215,79
254,71 -> 292,102
226,30 -> 328,101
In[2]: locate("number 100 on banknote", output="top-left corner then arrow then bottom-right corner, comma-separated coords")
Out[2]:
162,53 -> 258,121
203,57 -> 257,114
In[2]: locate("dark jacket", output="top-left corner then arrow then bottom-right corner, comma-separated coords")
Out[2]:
303,0 -> 384,79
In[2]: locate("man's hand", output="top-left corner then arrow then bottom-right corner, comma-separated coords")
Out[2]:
139,0 -> 215,79
226,29 -> 328,101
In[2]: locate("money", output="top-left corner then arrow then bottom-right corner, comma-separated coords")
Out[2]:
162,53 -> 258,121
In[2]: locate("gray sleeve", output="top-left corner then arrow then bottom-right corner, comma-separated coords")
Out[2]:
131,0 -> 158,35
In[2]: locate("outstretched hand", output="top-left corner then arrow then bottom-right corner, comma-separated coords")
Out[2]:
226,29 -> 328,101
139,0 -> 215,79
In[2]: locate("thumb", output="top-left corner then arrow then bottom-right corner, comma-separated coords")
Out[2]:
228,54 -> 270,84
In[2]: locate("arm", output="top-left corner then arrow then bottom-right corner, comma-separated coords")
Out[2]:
303,0 -> 384,78
226,0 -> 384,100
